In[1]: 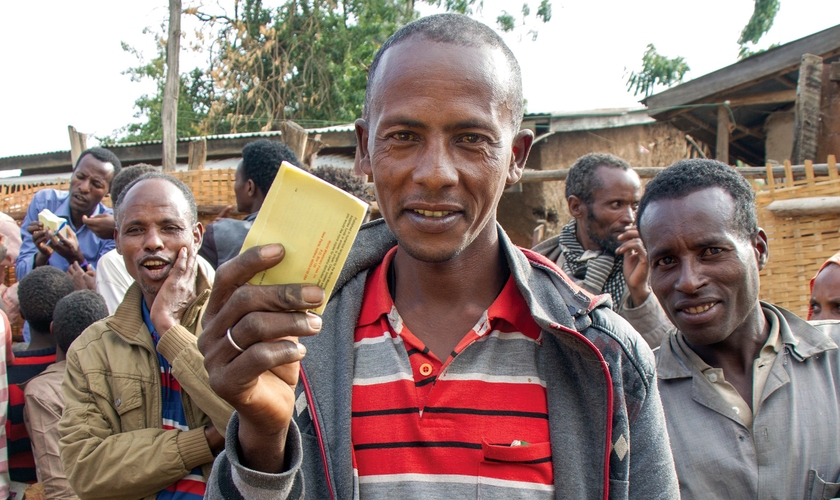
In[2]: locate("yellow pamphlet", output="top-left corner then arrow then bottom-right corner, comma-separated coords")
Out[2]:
239,161 -> 370,314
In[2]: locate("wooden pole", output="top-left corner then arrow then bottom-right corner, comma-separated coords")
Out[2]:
278,121 -> 308,161
765,196 -> 840,217
161,0 -> 182,172
792,54 -> 823,164
816,62 -> 840,162
188,138 -> 207,170
67,126 -> 88,167
716,105 -> 730,164
517,163 -> 840,183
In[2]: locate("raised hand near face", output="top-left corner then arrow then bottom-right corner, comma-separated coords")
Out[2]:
616,226 -> 652,307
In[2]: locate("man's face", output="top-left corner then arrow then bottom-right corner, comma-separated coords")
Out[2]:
356,39 -> 532,263
69,154 -> 115,217
115,178 -> 203,303
572,166 -> 640,253
233,161 -> 249,213
810,263 -> 840,321
640,187 -> 767,347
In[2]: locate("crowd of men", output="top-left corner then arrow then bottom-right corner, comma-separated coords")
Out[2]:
0,12 -> 835,500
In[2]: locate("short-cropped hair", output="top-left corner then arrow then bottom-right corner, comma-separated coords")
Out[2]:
565,153 -> 632,204
115,173 -> 197,225
53,290 -> 108,353
638,159 -> 757,239
18,266 -> 75,333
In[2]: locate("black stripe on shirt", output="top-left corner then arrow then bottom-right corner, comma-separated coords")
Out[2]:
354,441 -> 482,451
352,407 -> 419,417
423,407 -> 549,419
485,456 -> 553,464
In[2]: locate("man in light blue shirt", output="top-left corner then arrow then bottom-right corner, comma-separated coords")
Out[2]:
16,147 -> 121,280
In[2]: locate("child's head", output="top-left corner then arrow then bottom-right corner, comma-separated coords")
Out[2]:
809,252 -> 840,321
18,266 -> 75,334
52,290 -> 108,354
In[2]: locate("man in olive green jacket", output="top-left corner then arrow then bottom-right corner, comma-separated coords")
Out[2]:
59,174 -> 233,500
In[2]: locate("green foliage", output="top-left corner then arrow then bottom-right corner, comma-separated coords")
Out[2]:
536,0 -> 550,22
625,44 -> 690,98
738,42 -> 781,60
738,0 -> 780,56
100,32 -> 212,144
110,0 -> 552,141
496,11 -> 515,32
627,0 -> 780,97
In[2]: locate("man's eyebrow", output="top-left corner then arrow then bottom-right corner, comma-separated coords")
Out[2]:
121,217 -> 184,227
647,247 -> 672,261
379,117 -> 425,129
695,239 -> 729,248
444,120 -> 495,132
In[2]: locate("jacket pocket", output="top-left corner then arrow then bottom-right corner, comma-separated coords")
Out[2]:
808,469 -> 840,500
87,376 -> 145,432
478,441 -> 554,499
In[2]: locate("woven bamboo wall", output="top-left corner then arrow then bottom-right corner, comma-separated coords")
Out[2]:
752,157 -> 840,317
0,168 -> 240,226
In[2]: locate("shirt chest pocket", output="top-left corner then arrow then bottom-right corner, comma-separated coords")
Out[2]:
808,469 -> 840,500
478,441 -> 554,498
87,376 -> 146,432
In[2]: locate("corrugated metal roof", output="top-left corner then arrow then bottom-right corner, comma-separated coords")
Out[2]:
1,125 -> 357,163
525,107 -> 651,119
307,124 -> 356,133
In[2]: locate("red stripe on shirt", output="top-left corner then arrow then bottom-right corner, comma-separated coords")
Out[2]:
351,247 -> 553,490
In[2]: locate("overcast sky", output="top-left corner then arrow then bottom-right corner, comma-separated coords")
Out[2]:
1,0 -> 838,158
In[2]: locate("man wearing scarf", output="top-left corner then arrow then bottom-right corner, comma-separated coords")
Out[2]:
533,153 -> 671,348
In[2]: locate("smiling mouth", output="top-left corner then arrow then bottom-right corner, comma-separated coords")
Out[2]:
141,259 -> 168,270
413,209 -> 453,218
681,302 -> 716,315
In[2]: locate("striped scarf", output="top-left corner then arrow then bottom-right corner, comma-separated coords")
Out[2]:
557,219 -> 625,311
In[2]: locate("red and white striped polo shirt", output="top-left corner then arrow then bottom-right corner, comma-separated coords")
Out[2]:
351,247 -> 554,499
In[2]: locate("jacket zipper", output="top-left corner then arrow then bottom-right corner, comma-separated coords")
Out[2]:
527,253 -> 615,500
548,320 -> 614,500
300,367 -> 336,500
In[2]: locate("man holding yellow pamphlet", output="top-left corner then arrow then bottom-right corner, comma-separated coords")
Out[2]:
200,13 -> 678,500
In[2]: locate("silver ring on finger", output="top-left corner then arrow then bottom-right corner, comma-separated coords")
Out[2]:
226,328 -> 245,353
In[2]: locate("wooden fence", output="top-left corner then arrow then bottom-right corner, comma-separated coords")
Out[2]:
0,169 -> 241,227
751,156 -> 840,317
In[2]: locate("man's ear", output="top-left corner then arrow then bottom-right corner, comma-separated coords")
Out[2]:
568,195 -> 586,219
355,118 -> 372,177
193,221 -> 205,250
114,225 -> 122,256
754,228 -> 769,271
506,129 -> 534,184
246,179 -> 257,198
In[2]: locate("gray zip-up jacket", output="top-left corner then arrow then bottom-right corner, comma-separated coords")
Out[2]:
206,220 -> 679,500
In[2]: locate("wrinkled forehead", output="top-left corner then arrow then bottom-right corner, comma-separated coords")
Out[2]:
74,154 -> 115,179
119,178 -> 191,219
366,37 -> 516,120
640,188 -> 740,242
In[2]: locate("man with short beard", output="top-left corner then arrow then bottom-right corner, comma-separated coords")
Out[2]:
534,153 -> 671,347
59,173 -> 232,499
